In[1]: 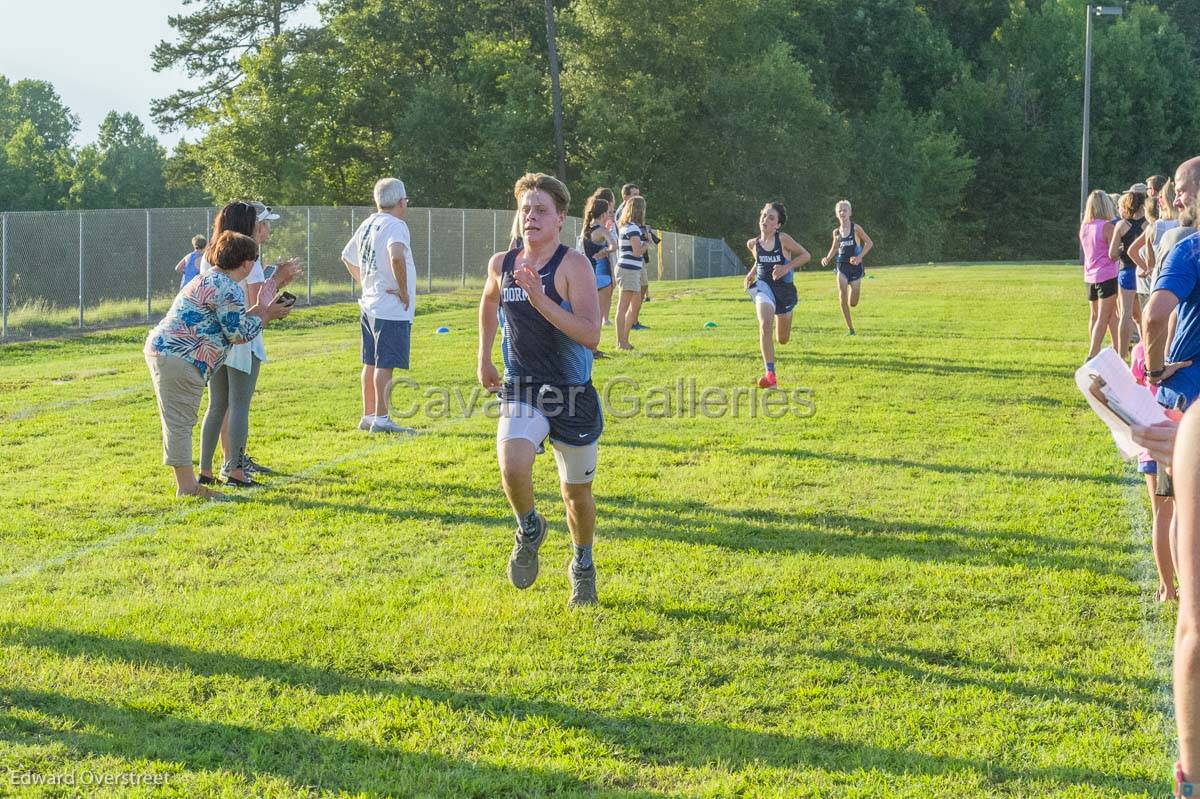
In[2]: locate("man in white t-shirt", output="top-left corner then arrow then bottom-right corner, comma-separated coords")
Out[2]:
341,177 -> 418,434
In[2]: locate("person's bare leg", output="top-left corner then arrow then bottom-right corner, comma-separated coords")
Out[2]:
1086,299 -> 1099,357
838,271 -> 854,332
373,367 -> 394,417
1089,296 -> 1117,359
1118,288 -> 1136,360
757,302 -> 775,371
1174,406 -> 1200,781
499,439 -> 537,517
775,312 -> 793,346
617,290 -> 636,349
600,285 -> 614,325
362,365 -> 377,417
1106,301 -> 1120,353
626,292 -> 643,334
849,279 -> 862,308
1147,472 -> 1175,600
561,481 -> 595,548
1152,487 -> 1177,601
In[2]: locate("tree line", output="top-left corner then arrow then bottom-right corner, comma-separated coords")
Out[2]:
5,1 -> 1200,264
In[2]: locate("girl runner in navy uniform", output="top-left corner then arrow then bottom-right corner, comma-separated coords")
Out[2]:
820,200 -> 874,335
479,172 -> 604,607
744,202 -> 810,387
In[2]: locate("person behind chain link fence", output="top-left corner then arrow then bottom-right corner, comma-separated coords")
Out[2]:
174,235 -> 205,288
342,178 -> 418,435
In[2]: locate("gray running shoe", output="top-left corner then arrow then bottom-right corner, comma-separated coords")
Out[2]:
567,562 -> 598,607
370,417 -> 416,434
507,513 -> 546,589
358,415 -> 374,431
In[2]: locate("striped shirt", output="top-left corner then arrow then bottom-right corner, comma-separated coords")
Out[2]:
618,222 -> 645,270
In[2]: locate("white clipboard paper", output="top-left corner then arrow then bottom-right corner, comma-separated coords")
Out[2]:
1075,347 -> 1169,459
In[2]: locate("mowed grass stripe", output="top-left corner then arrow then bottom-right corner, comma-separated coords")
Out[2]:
0,265 -> 1171,797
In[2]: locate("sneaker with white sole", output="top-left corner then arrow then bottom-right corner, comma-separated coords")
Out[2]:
369,417 -> 416,434
507,513 -> 547,589
358,415 -> 375,431
567,562 -> 598,607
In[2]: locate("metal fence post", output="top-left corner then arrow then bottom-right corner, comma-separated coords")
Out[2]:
461,209 -> 466,287
78,212 -> 84,328
349,207 -> 356,298
1,212 -> 7,339
145,210 -> 152,321
427,208 -> 433,293
306,207 -> 312,304
673,232 -> 678,281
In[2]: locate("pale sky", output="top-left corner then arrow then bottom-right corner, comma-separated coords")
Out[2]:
0,0 -> 321,152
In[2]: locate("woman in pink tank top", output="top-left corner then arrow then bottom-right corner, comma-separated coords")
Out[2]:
1080,190 -> 1120,359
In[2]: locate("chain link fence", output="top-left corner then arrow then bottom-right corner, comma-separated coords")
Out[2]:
0,206 -> 741,339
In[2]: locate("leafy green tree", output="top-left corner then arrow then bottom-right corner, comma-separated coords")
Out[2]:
68,112 -> 169,209
847,72 -> 974,263
151,0 -> 315,129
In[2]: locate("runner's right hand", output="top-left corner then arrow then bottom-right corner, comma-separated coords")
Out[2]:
478,361 -> 502,393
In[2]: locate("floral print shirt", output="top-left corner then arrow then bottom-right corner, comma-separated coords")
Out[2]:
144,269 -> 263,379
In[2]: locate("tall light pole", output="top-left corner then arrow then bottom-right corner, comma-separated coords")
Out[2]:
544,0 -> 567,182
1080,5 -> 1123,223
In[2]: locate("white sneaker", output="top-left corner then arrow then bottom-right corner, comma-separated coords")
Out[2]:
369,417 -> 416,435
358,415 -> 375,431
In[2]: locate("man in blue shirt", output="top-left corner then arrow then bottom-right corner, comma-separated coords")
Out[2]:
1145,156 -> 1200,409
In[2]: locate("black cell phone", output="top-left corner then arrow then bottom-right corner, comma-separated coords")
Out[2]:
274,291 -> 297,308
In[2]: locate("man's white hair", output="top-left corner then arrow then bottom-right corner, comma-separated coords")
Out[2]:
374,178 -> 407,210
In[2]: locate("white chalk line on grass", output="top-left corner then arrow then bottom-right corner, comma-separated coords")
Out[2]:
0,438 -> 415,590
3,386 -> 146,422
1121,476 -> 1178,762
2,342 -> 358,425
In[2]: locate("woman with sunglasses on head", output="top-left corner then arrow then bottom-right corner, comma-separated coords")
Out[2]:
197,201 -> 300,487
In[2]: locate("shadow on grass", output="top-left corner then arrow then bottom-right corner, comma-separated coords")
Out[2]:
629,350 -> 1069,382
595,433 -> 1131,488
0,687 -> 662,799
375,478 -> 1133,578
0,625 -> 1162,796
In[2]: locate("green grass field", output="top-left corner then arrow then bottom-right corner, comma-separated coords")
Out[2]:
0,264 -> 1175,797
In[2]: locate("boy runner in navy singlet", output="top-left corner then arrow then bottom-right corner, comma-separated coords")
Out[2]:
478,173 -> 604,607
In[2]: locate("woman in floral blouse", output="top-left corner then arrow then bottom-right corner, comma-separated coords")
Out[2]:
144,231 -> 299,499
